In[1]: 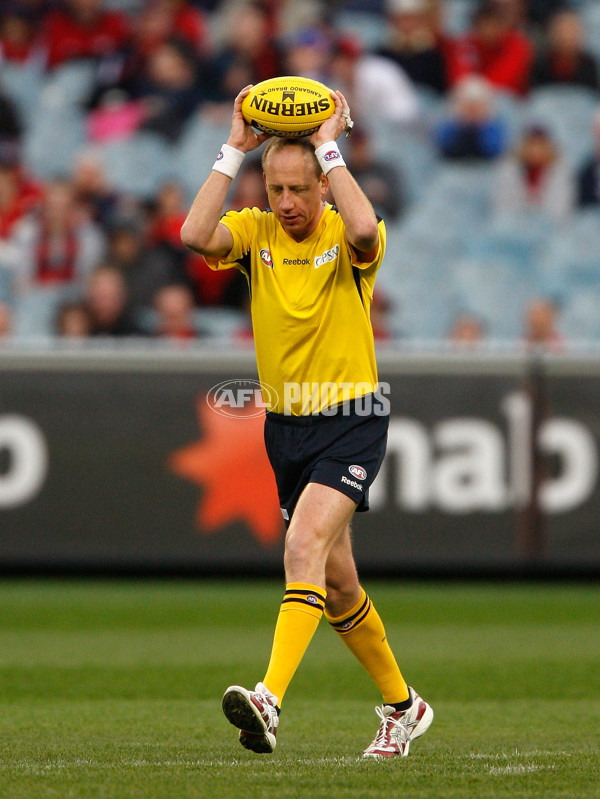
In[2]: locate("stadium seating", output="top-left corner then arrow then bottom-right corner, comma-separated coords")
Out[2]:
4,1 -> 600,344
525,86 -> 598,169
94,132 -> 175,198
12,286 -> 79,339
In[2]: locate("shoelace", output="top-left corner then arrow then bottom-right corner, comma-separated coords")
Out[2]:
257,694 -> 278,727
372,706 -> 410,748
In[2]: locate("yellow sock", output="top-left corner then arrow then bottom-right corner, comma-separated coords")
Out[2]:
263,582 -> 326,705
325,587 -> 409,705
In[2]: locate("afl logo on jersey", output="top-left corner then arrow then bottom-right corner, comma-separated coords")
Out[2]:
349,464 -> 367,481
260,248 -> 273,268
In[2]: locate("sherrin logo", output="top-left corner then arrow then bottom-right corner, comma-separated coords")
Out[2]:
349,464 -> 367,480
260,248 -> 273,268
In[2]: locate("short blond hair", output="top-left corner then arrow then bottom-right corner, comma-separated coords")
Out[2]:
261,138 -> 322,180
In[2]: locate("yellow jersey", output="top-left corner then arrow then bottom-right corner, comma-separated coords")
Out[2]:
205,203 -> 386,415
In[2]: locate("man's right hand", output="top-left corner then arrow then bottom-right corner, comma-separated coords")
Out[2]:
227,86 -> 272,153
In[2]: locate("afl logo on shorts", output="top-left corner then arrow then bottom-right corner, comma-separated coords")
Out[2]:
349,464 -> 367,481
260,248 -> 273,268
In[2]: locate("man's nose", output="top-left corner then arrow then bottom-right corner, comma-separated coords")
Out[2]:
280,190 -> 294,209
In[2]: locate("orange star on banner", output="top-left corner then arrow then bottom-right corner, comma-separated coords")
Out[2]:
168,396 -> 284,546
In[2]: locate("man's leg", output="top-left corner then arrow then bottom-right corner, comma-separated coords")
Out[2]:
261,483 -> 357,704
323,526 -> 410,707
222,483 -> 358,753
324,528 -> 434,757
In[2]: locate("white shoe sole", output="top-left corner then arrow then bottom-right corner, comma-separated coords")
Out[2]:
222,685 -> 277,754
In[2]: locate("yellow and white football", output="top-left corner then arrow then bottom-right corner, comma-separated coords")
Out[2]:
241,76 -> 335,138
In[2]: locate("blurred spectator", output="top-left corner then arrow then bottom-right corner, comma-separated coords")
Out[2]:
56,300 -> 92,337
70,148 -> 119,227
185,161 -> 263,309
0,2 -> 43,64
154,282 -> 200,339
43,0 -> 131,71
211,2 -> 282,103
124,36 -> 210,142
377,0 -> 453,94
0,301 -> 12,338
329,36 -> 420,126
526,0 -> 571,31
132,0 -> 208,62
233,293 -> 253,344
577,110 -> 600,208
492,124 -> 575,221
448,312 -> 486,346
434,75 -> 509,161
523,296 -> 564,352
148,180 -> 188,250
84,264 -> 140,336
12,178 -> 105,293
0,91 -> 22,142
284,26 -> 331,84
106,215 -> 187,312
0,144 -> 43,245
371,289 -> 394,341
346,129 -> 405,220
227,161 -> 266,211
529,9 -> 600,92
450,0 -> 534,96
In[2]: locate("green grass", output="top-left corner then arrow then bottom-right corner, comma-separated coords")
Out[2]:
0,580 -> 598,798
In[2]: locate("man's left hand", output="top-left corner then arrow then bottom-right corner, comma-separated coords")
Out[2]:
310,90 -> 353,148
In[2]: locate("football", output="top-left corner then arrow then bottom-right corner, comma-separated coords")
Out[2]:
241,76 -> 335,137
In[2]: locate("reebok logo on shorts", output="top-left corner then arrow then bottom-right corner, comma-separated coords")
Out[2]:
341,475 -> 363,491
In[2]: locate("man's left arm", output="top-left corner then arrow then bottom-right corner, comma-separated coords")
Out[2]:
310,92 -> 380,263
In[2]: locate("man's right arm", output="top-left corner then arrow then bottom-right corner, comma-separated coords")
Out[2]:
180,85 -> 270,259
180,171 -> 236,258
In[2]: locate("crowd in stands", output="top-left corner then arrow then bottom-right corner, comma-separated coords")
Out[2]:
1,0 -> 600,347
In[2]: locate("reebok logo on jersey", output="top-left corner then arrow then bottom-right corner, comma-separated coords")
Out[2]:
314,244 -> 339,269
260,248 -> 273,268
341,475 -> 363,491
283,258 -> 310,265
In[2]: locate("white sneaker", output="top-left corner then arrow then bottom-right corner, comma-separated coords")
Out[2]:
222,682 -> 279,754
363,687 -> 433,758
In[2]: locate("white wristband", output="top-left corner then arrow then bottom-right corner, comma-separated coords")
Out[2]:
212,143 -> 245,179
314,141 -> 346,175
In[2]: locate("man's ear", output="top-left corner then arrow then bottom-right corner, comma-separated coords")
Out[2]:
320,175 -> 329,196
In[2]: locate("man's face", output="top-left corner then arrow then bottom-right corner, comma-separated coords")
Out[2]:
263,147 -> 327,241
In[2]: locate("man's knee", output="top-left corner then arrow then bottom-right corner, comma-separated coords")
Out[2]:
284,524 -> 329,573
324,578 -> 361,617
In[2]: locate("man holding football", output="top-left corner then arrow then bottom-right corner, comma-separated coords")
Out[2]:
181,85 -> 433,758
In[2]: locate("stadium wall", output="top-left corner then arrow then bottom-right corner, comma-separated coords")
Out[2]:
1,348 -> 599,577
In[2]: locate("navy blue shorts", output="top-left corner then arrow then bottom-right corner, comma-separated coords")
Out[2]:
264,395 -> 389,525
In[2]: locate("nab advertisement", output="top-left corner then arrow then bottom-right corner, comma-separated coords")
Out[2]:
0,352 -> 598,574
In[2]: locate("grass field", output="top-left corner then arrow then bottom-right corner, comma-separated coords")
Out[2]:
0,579 -> 598,798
